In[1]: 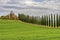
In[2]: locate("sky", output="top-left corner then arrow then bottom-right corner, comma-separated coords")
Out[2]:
0,0 -> 60,16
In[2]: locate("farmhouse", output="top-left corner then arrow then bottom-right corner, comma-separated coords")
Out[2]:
1,11 -> 18,20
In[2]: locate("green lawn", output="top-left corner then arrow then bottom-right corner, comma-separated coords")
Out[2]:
0,20 -> 60,40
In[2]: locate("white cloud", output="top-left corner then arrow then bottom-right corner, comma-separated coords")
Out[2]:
0,0 -> 60,16
9,0 -> 58,10
25,0 -> 60,10
0,0 -> 10,4
0,0 -> 60,9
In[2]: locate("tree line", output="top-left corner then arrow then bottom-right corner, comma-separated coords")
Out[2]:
18,13 -> 60,28
0,10 -> 60,28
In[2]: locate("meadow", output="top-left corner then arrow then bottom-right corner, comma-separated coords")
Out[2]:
0,20 -> 60,40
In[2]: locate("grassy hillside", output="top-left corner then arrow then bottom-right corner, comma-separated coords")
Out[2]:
0,20 -> 60,40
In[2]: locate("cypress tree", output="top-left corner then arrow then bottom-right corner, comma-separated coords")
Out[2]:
56,14 -> 58,28
54,14 -> 55,27
58,15 -> 60,26
41,15 -> 44,25
46,15 -> 48,26
20,13 -> 26,22
51,14 -> 53,27
35,16 -> 39,24
39,17 -> 41,25
30,16 -> 35,24
49,15 -> 50,27
41,15 -> 47,26
42,15 -> 46,25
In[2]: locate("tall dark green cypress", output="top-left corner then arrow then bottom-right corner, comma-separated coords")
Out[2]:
25,15 -> 30,23
51,14 -> 53,27
43,15 -> 46,25
41,15 -> 44,25
58,15 -> 60,26
54,14 -> 55,27
38,17 -> 41,25
56,14 -> 58,28
49,15 -> 50,27
46,16 -> 48,26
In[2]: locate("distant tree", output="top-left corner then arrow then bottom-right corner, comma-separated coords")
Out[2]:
38,16 -> 41,25
33,16 -> 38,24
51,14 -> 53,27
56,14 -> 59,28
25,15 -> 30,23
46,16 -> 48,26
19,13 -> 26,22
43,15 -> 46,26
54,14 -> 55,27
58,15 -> 60,26
49,15 -> 50,27
30,16 -> 36,24
41,15 -> 44,25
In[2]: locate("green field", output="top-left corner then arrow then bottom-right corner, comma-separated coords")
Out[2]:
0,20 -> 60,40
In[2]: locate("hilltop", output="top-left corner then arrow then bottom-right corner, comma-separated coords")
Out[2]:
0,20 -> 60,40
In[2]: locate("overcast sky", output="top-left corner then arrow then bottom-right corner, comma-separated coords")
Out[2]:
0,0 -> 60,16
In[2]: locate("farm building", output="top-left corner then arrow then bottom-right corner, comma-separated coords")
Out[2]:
1,11 -> 18,20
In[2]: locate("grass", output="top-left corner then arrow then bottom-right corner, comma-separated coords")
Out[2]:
0,19 -> 60,40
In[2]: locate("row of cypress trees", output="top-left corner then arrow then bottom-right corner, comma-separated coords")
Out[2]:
48,14 -> 60,28
18,13 -> 60,28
